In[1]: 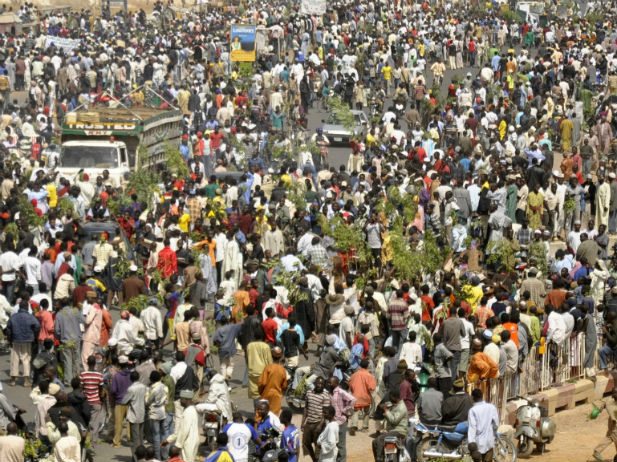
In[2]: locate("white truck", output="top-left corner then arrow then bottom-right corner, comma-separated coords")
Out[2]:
58,106 -> 184,184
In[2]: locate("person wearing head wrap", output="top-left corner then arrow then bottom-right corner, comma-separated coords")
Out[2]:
196,368 -> 233,423
258,346 -> 287,415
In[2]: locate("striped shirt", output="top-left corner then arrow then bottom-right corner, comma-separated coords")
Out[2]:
304,390 -> 331,423
80,370 -> 104,405
387,297 -> 410,330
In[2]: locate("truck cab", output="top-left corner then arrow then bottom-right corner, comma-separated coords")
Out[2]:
57,140 -> 130,184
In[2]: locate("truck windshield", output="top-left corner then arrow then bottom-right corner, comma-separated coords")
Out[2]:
60,145 -> 118,168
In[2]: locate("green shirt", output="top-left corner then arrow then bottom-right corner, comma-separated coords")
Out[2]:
162,374 -> 175,413
384,400 -> 408,435
205,183 -> 219,198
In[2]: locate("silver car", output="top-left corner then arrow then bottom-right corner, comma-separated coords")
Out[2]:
322,109 -> 369,145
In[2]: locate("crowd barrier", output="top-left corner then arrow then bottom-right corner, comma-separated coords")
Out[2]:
471,333 -> 588,422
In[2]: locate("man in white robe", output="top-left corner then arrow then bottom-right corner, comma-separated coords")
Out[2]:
222,233 -> 243,289
163,390 -> 200,462
596,176 -> 610,229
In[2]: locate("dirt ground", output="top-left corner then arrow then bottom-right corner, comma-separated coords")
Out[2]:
523,402 -> 611,462
340,401 -> 612,462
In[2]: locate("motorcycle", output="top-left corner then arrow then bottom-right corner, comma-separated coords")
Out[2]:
256,426 -> 281,462
413,419 -> 517,462
199,403 -> 222,452
383,434 -> 407,462
513,396 -> 556,458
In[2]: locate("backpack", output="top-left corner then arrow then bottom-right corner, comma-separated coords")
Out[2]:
0,76 -> 9,91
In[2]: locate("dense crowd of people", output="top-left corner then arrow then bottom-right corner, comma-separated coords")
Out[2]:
1,0 -> 617,461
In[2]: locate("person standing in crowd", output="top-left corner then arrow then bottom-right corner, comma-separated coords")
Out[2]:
328,376 -> 355,462
162,389 -> 200,462
0,422 -> 25,462
111,355 -> 132,448
80,355 -> 105,445
122,371 -> 147,462
468,388 -> 499,462
302,376 -> 331,462
317,406 -> 339,462
348,358 -> 376,435
6,300 -> 40,387
258,346 -> 287,415
54,298 -> 83,386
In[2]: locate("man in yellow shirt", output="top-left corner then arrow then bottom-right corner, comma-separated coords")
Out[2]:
46,182 -> 58,208
381,61 -> 393,95
463,276 -> 484,314
177,204 -> 191,232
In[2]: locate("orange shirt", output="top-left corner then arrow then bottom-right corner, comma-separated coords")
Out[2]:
195,239 -> 216,266
44,247 -> 57,264
348,367 -> 376,409
503,322 -> 519,348
467,352 -> 499,383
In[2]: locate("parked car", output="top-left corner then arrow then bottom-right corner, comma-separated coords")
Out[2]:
322,110 -> 369,145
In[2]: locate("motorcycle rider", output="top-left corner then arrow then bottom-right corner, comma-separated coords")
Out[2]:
255,400 -> 284,456
196,370 -> 233,422
371,389 -> 409,462
293,334 -> 340,390
310,127 -> 330,169
441,378 -> 473,426
417,377 -> 444,426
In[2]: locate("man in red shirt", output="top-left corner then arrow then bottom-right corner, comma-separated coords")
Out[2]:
409,141 -> 426,163
157,238 -> 178,279
468,39 -> 477,66
209,127 -> 224,153
261,307 -> 278,345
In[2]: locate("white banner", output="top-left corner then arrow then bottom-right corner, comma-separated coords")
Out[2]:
300,0 -> 326,15
45,36 -> 81,53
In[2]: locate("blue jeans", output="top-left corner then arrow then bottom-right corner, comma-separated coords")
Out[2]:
599,345 -> 617,369
161,412 -> 174,459
150,418 -> 165,460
